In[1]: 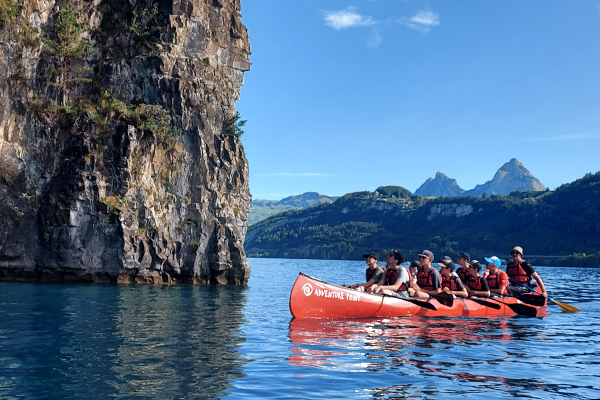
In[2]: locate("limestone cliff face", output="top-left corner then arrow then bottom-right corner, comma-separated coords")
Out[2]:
0,0 -> 251,284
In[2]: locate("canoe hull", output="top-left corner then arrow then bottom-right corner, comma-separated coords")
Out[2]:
290,273 -> 547,319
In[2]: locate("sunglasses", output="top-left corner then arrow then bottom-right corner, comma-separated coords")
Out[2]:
511,252 -> 519,256
419,256 -> 428,260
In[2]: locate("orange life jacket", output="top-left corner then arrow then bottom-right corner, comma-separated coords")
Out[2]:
457,267 -> 469,283
442,275 -> 461,291
506,260 -> 532,286
417,268 -> 438,291
487,271 -> 508,295
467,275 -> 486,291
384,267 -> 411,292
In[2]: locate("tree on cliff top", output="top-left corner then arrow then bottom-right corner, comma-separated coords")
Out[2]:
42,1 -> 93,106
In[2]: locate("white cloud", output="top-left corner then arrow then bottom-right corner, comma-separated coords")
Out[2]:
324,7 -> 376,30
262,173 -> 333,177
399,10 -> 440,33
528,132 -> 600,142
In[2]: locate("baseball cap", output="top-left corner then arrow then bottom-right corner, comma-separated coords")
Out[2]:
485,256 -> 501,267
456,252 -> 471,262
418,250 -> 434,260
362,252 -> 378,260
438,257 -> 456,272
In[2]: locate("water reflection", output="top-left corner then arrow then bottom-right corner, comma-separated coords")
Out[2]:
0,283 -> 248,400
288,316 -> 556,398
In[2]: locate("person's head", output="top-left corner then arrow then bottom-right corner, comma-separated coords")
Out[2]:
418,250 -> 434,267
409,260 -> 420,273
387,250 -> 405,267
468,260 -> 482,276
510,246 -> 523,262
485,256 -> 501,272
456,252 -> 470,267
438,256 -> 455,277
362,252 -> 379,267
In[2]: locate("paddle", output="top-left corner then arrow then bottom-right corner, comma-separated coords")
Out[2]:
384,294 -> 437,311
509,278 -> 582,312
468,297 -> 501,310
486,297 -> 538,317
511,292 -> 547,307
431,292 -> 454,307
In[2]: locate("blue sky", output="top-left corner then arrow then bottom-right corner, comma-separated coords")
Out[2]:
236,0 -> 600,200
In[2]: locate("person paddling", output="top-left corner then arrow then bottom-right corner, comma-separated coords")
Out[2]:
455,252 -> 471,284
410,250 -> 442,298
485,256 -> 508,297
343,252 -> 385,292
370,250 -> 411,298
506,246 -> 547,297
465,260 -> 491,298
439,256 -> 468,298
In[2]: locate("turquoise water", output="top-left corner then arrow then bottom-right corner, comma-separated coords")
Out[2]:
0,259 -> 598,399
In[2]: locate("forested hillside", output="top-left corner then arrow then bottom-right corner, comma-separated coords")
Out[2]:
244,173 -> 600,266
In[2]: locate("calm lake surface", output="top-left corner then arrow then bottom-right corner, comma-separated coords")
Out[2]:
0,259 -> 598,399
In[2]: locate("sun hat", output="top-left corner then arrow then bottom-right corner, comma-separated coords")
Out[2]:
485,256 -> 501,267
511,246 -> 523,256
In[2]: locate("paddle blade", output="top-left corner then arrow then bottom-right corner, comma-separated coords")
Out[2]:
469,298 -> 501,310
505,302 -> 538,317
550,299 -> 582,312
431,292 -> 454,307
404,298 -> 437,311
514,294 -> 547,307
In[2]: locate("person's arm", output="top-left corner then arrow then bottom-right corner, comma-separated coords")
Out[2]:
490,271 -> 509,296
377,268 -> 409,292
367,273 -> 387,293
444,276 -> 468,298
531,272 -> 547,297
470,277 -> 491,298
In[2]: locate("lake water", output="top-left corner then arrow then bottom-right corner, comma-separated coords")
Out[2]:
0,259 -> 598,399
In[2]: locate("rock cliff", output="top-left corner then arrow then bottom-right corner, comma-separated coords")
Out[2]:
0,0 -> 251,284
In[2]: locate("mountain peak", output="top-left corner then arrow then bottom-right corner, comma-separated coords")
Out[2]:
415,172 -> 464,197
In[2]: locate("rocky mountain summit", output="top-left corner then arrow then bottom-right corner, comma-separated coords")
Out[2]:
0,0 -> 251,284
414,172 -> 464,197
415,158 -> 546,197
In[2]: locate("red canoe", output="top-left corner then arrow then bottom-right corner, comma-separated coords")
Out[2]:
290,273 -> 547,319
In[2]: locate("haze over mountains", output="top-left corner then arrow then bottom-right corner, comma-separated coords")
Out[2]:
415,158 -> 546,197
249,192 -> 337,225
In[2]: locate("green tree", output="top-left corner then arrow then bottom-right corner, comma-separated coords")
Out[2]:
224,111 -> 246,139
42,1 -> 93,105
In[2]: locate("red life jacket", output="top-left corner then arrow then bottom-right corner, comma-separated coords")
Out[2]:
442,275 -> 461,291
457,267 -> 469,283
366,266 -> 385,282
506,260 -> 532,286
487,271 -> 508,295
384,267 -> 411,292
467,275 -> 486,291
417,268 -> 438,291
